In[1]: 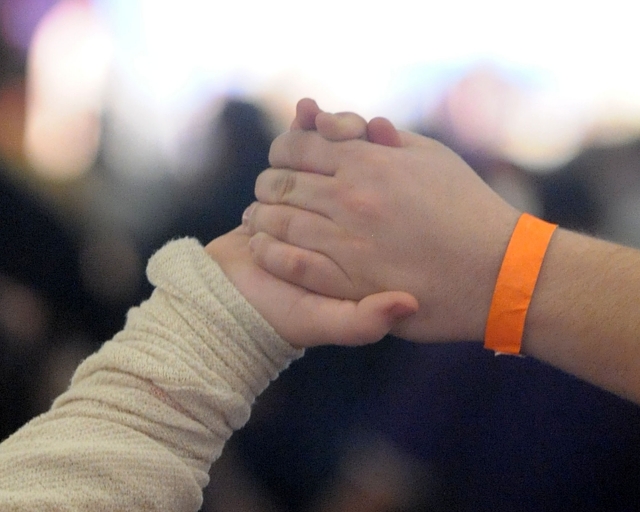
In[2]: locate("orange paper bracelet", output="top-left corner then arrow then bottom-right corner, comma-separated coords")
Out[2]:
484,213 -> 558,355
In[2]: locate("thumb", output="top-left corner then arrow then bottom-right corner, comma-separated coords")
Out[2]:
296,291 -> 418,348
344,291 -> 419,345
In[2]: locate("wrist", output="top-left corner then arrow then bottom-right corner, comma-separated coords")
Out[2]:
519,227 -> 594,357
469,207 -> 521,342
483,213 -> 558,354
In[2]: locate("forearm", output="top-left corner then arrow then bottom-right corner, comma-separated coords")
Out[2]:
523,228 -> 640,403
0,239 -> 303,511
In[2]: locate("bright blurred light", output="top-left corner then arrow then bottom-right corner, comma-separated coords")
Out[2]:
90,0 -> 640,171
18,0 -> 640,178
502,101 -> 586,171
24,0 -> 113,180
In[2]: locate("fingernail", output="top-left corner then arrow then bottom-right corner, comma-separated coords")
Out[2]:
242,203 -> 256,226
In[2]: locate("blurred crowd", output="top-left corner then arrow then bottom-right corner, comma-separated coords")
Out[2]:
2,4 -> 640,512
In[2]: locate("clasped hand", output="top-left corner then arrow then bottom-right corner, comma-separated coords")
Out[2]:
245,99 -> 521,343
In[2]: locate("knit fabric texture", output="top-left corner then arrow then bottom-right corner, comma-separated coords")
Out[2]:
0,238 -> 303,511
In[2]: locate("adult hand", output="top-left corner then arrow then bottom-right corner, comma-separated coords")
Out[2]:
246,117 -> 521,343
205,227 -> 417,349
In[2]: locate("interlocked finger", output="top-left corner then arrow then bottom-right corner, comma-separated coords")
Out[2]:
246,202 -> 344,256
249,232 -> 358,300
269,130 -> 340,176
254,168 -> 337,217
290,98 -> 322,130
315,111 -> 368,141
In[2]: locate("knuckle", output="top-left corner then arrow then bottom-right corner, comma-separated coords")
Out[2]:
344,189 -> 382,222
284,250 -> 308,283
255,170 -> 298,204
274,210 -> 294,241
272,172 -> 297,203
269,132 -> 307,169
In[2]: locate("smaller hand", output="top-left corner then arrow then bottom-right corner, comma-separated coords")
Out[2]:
204,227 -> 418,349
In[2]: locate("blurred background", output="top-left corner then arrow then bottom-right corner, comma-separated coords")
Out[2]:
2,0 -> 640,510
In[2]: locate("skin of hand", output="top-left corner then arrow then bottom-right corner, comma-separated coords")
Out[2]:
204,227 -> 417,349
291,97 -> 402,147
245,112 -> 521,343
519,227 -> 640,403
249,100 -> 640,404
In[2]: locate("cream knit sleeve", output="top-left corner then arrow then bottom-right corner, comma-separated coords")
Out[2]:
0,238 -> 304,511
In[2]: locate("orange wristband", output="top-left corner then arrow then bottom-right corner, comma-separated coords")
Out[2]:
484,213 -> 558,354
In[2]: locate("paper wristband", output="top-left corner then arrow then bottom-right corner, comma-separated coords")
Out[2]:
484,213 -> 558,354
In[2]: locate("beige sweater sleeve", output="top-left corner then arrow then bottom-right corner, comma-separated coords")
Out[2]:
0,238 -> 304,511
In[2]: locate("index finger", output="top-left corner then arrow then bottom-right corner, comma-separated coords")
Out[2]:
254,168 -> 336,216
269,130 -> 339,176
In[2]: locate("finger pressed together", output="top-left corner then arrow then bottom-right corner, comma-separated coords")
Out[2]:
244,201 -> 361,299
268,130 -> 344,176
254,168 -> 337,216
245,202 -> 340,252
315,111 -> 368,141
290,98 -> 322,130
